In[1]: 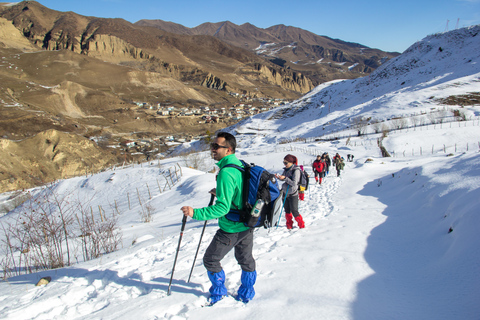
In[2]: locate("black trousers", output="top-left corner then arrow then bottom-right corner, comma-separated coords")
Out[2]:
284,194 -> 300,217
203,228 -> 255,273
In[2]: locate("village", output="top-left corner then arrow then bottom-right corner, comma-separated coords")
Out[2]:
135,94 -> 288,122
118,94 -> 290,159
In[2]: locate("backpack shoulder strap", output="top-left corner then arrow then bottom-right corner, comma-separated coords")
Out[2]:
221,159 -> 246,172
221,161 -> 247,213
294,166 -> 303,176
223,164 -> 245,172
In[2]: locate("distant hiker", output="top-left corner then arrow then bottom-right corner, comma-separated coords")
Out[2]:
298,165 -> 310,201
312,155 -> 326,184
322,152 -> 331,175
275,154 -> 305,229
350,154 -> 354,162
333,153 -> 341,166
334,155 -> 345,177
181,132 -> 256,304
347,154 -> 351,162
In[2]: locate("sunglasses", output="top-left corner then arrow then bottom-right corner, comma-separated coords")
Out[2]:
210,143 -> 229,150
283,161 -> 290,165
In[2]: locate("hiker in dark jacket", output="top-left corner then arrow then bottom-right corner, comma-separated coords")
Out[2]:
333,153 -> 341,167
181,132 -> 256,304
275,154 -> 305,229
322,152 -> 331,175
334,154 -> 344,177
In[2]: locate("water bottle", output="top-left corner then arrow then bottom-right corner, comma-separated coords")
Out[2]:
247,199 -> 264,227
251,199 -> 264,218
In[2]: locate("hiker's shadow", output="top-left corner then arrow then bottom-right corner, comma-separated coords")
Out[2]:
152,276 -> 206,296
5,267 -> 205,297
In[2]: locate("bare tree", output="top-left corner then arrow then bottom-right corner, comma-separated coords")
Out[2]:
391,117 -> 408,130
381,124 -> 390,138
1,186 -> 122,279
438,109 -> 448,123
371,120 -> 383,134
351,116 -> 369,136
410,116 -> 420,128
427,112 -> 438,125
453,109 -> 467,121
182,152 -> 212,171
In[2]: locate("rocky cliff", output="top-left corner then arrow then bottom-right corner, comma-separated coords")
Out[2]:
0,1 -> 312,96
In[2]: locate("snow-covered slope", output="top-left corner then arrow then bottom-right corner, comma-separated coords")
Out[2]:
0,25 -> 479,320
231,25 -> 480,145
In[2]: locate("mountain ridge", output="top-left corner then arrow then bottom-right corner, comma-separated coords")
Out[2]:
0,1 -> 314,96
135,18 -> 400,84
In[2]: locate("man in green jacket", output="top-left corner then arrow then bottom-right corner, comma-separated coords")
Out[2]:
181,132 -> 256,304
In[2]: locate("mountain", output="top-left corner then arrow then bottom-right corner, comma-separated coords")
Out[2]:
0,1 -> 314,98
0,1 -> 315,139
0,1 -> 318,192
135,20 -> 400,84
226,24 -> 480,144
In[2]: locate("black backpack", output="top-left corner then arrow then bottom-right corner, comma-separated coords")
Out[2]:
223,160 -> 283,228
298,167 -> 309,192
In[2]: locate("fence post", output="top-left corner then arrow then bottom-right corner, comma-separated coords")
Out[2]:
90,207 -> 95,227
98,205 -> 104,222
136,188 -> 142,206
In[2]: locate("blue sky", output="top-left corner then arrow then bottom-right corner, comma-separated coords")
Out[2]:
34,0 -> 480,53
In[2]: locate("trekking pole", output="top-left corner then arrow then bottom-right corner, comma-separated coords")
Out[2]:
187,193 -> 215,283
276,185 -> 289,229
167,214 -> 188,295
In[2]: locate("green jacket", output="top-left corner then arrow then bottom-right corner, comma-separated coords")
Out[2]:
193,154 -> 249,233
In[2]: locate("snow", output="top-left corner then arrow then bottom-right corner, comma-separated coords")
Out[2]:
1,24 -> 480,320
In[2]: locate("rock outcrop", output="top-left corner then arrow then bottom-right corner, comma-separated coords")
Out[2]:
201,73 -> 227,90
254,64 -> 314,93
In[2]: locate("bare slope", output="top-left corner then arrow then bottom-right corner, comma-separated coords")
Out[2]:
0,129 -> 118,192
